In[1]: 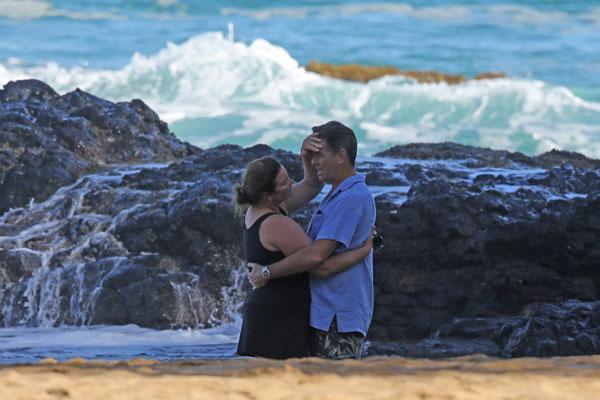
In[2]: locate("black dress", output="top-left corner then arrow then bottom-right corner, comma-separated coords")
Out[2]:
236,212 -> 311,359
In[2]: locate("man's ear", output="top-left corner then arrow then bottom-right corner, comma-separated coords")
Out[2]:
337,148 -> 348,165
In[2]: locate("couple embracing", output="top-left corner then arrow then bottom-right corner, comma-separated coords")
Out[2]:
234,121 -> 377,360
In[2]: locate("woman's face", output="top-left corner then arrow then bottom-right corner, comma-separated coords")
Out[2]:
272,166 -> 294,202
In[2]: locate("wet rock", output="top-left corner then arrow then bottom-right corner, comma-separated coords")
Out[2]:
368,299 -> 600,358
366,337 -> 501,358
376,142 -> 535,167
536,149 -> 600,170
0,79 -> 59,103
306,61 -> 448,83
0,79 -> 196,214
474,72 -> 507,80
365,169 -> 408,186
0,249 -> 41,283
371,163 -> 600,349
0,142 -> 300,329
306,61 -> 505,85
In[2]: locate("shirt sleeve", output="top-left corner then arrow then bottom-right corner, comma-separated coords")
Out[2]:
314,193 -> 368,250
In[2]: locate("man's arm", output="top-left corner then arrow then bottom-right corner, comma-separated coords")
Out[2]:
284,133 -> 324,214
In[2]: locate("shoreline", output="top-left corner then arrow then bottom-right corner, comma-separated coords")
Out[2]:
2,355 -> 600,399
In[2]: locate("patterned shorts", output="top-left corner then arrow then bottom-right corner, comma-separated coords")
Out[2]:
310,317 -> 365,360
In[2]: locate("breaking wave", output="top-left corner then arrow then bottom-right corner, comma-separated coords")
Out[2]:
1,31 -> 599,157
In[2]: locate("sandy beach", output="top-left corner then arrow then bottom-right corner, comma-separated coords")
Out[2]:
2,355 -> 600,400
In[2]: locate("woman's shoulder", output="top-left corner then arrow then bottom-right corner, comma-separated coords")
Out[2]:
260,212 -> 295,229
245,209 -> 279,229
260,212 -> 306,239
260,212 -> 310,253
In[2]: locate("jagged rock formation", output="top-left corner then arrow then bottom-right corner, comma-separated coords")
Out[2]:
377,142 -> 600,169
0,142 -> 301,329
306,61 -> 506,84
0,79 -> 196,215
365,145 -> 600,357
368,299 -> 600,358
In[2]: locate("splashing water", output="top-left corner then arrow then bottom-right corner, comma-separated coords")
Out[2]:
1,32 -> 599,157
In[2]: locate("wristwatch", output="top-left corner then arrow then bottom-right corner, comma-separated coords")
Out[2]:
261,265 -> 271,279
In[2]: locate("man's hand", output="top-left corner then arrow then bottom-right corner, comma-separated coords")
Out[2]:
362,228 -> 375,251
248,262 -> 269,289
300,132 -> 323,161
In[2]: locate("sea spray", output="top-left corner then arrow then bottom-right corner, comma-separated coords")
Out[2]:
0,164 -> 246,329
2,32 -> 599,157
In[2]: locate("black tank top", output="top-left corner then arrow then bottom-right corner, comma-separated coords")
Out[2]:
237,210 -> 311,359
244,211 -> 307,289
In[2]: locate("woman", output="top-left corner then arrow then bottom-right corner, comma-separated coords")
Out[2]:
233,156 -> 372,359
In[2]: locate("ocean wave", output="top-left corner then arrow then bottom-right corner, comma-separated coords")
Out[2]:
221,3 -> 471,22
221,2 -> 600,26
1,32 -> 599,157
0,0 -> 122,20
2,1 -> 599,27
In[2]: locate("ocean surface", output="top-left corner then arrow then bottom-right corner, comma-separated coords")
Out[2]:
1,0 -> 600,157
0,324 -> 240,364
1,0 -> 600,363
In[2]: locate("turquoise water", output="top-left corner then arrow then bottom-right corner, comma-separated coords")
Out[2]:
1,0 -> 600,156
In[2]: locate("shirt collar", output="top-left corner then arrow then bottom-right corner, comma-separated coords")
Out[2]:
324,173 -> 365,202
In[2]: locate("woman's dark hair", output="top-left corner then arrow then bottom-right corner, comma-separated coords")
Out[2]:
234,156 -> 282,211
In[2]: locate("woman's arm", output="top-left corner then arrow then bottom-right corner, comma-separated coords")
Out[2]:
310,235 -> 372,278
284,133 -> 324,214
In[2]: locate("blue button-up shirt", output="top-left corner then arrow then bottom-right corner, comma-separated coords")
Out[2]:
308,174 -> 376,336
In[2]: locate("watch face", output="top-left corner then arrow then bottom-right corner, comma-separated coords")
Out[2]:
261,266 -> 270,277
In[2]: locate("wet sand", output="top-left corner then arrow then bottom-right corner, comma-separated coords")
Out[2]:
2,355 -> 600,399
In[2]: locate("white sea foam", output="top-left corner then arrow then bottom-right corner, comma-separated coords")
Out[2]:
0,324 -> 237,349
1,32 -> 599,157
0,0 -> 121,20
0,324 -> 239,363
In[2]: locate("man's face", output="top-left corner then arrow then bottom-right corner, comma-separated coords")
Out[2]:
311,141 -> 340,184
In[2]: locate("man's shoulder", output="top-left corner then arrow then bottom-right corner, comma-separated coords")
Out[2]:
338,181 -> 373,202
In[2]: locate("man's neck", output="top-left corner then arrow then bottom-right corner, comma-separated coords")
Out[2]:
330,167 -> 356,191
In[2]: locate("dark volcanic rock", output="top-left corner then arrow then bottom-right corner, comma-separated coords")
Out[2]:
364,142 -> 600,358
375,142 -> 536,167
368,299 -> 600,358
0,79 -> 196,214
370,173 -> 600,343
536,149 -> 600,170
0,141 -> 310,329
376,142 -> 600,170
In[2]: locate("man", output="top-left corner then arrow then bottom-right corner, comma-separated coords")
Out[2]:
249,121 -> 376,360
